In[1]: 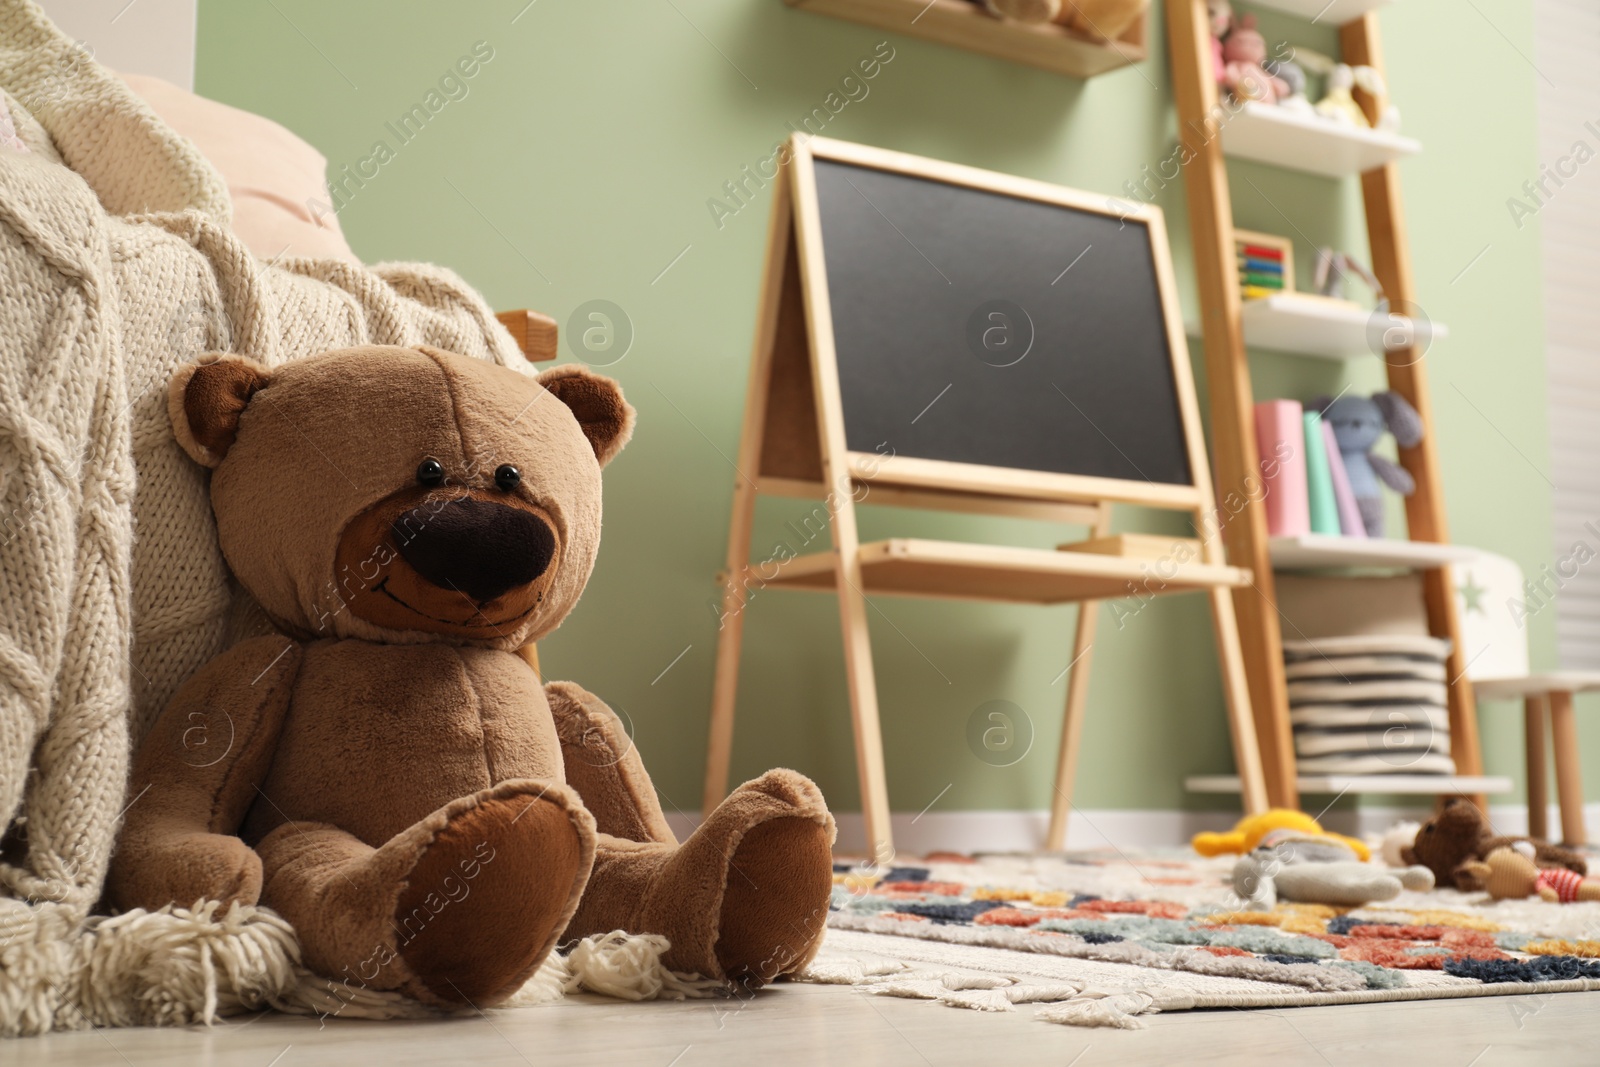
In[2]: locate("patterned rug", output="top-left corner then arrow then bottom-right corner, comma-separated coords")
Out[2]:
799,849 -> 1600,1028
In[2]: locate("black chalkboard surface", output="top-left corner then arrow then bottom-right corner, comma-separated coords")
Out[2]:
811,158 -> 1193,487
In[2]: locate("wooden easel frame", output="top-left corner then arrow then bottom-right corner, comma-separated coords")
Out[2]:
702,136 -> 1268,858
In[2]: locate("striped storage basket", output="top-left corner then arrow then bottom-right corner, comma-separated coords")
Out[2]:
1282,634 -> 1455,776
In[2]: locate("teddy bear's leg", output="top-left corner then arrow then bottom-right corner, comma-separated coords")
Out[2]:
565,769 -> 834,984
256,779 -> 595,1007
547,681 -> 676,844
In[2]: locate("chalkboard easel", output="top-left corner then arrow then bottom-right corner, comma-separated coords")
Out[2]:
702,136 -> 1267,858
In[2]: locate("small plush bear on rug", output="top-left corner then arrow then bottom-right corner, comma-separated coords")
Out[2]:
1403,797 -> 1585,892
108,346 -> 835,1008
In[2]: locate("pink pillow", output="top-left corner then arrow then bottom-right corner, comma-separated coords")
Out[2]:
120,72 -> 356,263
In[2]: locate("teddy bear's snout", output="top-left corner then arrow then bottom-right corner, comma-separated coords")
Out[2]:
391,497 -> 556,604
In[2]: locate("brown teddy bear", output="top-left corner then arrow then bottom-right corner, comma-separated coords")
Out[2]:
1402,798 -> 1585,892
108,345 -> 836,1008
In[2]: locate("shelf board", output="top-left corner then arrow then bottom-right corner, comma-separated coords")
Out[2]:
1187,774 -> 1514,796
1244,0 -> 1392,24
783,0 -> 1146,79
1270,534 -> 1478,571
1186,293 -> 1448,360
1241,292 -> 1445,360
761,538 -> 1248,605
1222,101 -> 1421,178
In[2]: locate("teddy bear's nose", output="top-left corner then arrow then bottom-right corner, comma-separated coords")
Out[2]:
392,498 -> 555,603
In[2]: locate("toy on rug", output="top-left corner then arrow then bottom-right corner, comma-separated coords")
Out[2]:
1402,798 -> 1586,893
1379,820 -> 1421,868
1220,15 -> 1289,104
1193,809 -> 1370,861
1463,844 -> 1600,903
1232,829 -> 1433,910
1314,392 -> 1424,538
108,346 -> 837,1008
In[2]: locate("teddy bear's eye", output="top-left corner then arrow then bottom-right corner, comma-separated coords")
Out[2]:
495,464 -> 521,491
416,458 -> 444,486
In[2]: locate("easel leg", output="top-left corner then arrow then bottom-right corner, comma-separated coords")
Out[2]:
1208,585 -> 1269,814
1046,504 -> 1111,851
703,557 -> 754,816
1524,694 -> 1548,841
1549,690 -> 1586,846
1046,599 -> 1100,851
703,172 -> 790,820
836,562 -> 894,862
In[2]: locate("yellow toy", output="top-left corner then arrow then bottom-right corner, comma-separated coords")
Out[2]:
1192,809 -> 1370,862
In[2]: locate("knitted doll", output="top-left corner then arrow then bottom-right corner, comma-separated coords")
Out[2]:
1316,392 -> 1425,538
1221,15 -> 1289,104
1464,844 -> 1600,903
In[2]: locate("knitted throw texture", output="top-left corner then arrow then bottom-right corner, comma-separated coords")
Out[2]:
0,0 -> 542,1033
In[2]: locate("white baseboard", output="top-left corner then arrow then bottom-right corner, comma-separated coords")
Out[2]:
665,802 -> 1600,858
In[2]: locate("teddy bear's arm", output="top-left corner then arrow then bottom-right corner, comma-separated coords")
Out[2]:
107,635 -> 304,911
1534,842 -> 1589,876
547,681 -> 676,845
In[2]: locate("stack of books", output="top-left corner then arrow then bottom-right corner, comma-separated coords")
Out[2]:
1253,399 -> 1368,539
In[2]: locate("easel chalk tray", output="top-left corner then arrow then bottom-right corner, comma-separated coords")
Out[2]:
703,136 -> 1268,858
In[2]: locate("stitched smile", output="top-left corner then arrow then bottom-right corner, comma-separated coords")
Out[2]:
373,575 -> 538,629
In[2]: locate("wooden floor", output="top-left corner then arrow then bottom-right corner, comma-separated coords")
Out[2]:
14,982 -> 1600,1066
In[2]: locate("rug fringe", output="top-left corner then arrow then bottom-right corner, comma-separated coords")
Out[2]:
793,957 -> 1158,1030
1034,991 -> 1159,1029
0,898 -> 719,1035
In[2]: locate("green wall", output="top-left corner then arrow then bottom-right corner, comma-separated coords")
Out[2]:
196,0 -> 1560,818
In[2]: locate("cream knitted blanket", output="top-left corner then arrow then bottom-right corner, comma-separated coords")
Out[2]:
0,0 -> 551,1034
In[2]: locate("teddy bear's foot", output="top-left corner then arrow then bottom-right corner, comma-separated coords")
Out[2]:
566,769 -> 834,984
258,779 -> 595,1007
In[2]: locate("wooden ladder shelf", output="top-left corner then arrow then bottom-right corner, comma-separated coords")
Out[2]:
1165,3 -> 1483,808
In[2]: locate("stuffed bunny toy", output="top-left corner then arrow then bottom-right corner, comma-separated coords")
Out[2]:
1315,392 -> 1424,538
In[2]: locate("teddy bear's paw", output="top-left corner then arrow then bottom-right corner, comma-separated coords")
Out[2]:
708,771 -> 836,986
109,829 -> 265,912
395,782 -> 596,1007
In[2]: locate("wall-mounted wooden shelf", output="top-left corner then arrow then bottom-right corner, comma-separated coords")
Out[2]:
762,538 -> 1248,605
1270,534 -> 1478,571
1244,0 -> 1392,24
1188,773 -> 1514,796
784,0 -> 1146,79
1223,101 -> 1420,178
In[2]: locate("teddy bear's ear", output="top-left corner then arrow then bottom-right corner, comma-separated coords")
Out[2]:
168,355 -> 271,467
537,364 -> 636,468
